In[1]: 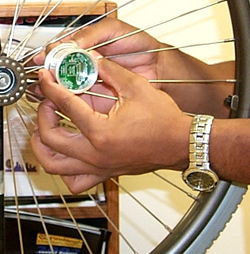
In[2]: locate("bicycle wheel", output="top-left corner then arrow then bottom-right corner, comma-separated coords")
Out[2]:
0,1 -> 249,254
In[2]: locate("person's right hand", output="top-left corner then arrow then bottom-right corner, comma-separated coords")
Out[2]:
31,54 -> 192,193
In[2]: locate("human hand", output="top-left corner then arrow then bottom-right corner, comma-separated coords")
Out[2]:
34,18 -> 166,87
31,18 -> 170,118
32,18 -> 218,103
31,55 -> 192,194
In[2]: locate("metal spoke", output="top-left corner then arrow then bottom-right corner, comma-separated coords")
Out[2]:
25,82 -> 119,101
97,79 -> 236,85
15,102 -> 35,136
111,178 -> 173,233
24,91 -> 44,103
105,38 -> 235,59
1,0 -> 26,55
18,0 -> 137,63
49,0 -> 136,44
87,191 -> 139,254
87,0 -> 226,51
52,0 -> 103,41
5,107 -> 24,254
25,65 -> 44,74
50,176 -> 93,254
83,90 -> 118,100
23,93 -> 72,122
6,105 -> 55,254
153,172 -> 198,200
11,99 -> 94,253
11,0 -> 61,59
5,0 -> 21,57
148,79 -> 236,84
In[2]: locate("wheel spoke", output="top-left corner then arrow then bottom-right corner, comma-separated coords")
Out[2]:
1,0 -> 26,56
87,191 -> 139,254
5,106 -> 24,254
50,176 -> 94,254
153,172 -> 198,200
10,97 -> 96,253
97,78 -> 236,84
112,178 -> 173,233
106,38 -> 234,59
49,0 -> 137,45
54,0 -> 103,40
5,105 -> 55,254
148,79 -> 236,84
5,0 -> 22,57
87,0 -> 226,51
18,0 -> 137,63
11,0 -> 58,59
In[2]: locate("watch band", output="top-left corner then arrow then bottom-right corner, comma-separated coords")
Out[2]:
182,114 -> 219,192
189,114 -> 214,169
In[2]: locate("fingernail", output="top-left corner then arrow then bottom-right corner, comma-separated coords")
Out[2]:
33,51 -> 46,65
96,55 -> 104,60
89,50 -> 103,60
33,55 -> 43,66
33,55 -> 39,65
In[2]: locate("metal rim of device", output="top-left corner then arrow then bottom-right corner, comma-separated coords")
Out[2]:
0,57 -> 27,106
44,43 -> 98,94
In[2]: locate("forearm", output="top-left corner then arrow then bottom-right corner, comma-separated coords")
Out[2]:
156,44 -> 235,118
210,118 -> 250,184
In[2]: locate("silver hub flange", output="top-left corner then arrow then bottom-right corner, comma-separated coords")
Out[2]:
0,56 -> 27,106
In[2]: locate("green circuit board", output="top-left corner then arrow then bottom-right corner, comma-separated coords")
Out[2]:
58,52 -> 97,93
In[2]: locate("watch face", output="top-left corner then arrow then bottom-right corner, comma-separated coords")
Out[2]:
184,171 -> 217,192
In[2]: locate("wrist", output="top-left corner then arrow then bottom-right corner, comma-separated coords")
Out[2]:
161,113 -> 192,171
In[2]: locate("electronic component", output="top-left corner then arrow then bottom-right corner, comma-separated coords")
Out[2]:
44,43 -> 98,94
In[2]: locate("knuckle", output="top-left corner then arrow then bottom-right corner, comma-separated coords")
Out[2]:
38,129 -> 54,148
66,185 -> 79,195
39,134 -> 49,146
88,131 -> 114,167
90,130 -> 111,150
42,160 -> 59,175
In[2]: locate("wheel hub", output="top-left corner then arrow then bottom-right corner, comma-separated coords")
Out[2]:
0,56 -> 27,106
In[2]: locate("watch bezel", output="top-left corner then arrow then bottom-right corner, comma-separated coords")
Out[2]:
182,167 -> 219,192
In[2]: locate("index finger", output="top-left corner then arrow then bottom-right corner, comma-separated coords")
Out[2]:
38,68 -> 106,134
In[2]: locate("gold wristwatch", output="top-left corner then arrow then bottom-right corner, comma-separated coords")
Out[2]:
182,115 -> 219,192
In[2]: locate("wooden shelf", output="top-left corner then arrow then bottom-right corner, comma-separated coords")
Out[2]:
0,1 -> 117,18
